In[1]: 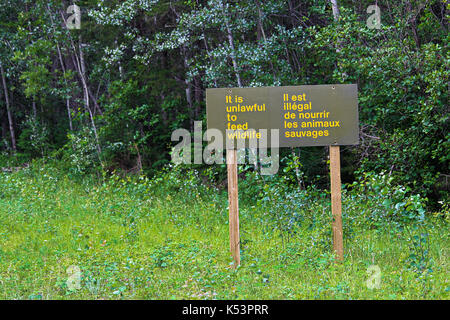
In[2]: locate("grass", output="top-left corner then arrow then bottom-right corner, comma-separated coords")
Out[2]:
0,160 -> 448,299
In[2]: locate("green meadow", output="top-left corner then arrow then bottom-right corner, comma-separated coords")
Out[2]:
0,160 -> 448,300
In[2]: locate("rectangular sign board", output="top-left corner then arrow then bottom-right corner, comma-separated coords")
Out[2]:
206,84 -> 359,148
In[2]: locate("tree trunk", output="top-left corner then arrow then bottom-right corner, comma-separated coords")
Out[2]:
256,1 -> 267,43
182,46 -> 194,124
0,61 -> 16,152
78,38 -> 102,159
221,2 -> 242,88
330,0 -> 340,21
56,36 -> 73,130
66,98 -> 73,131
47,4 -> 73,131
67,33 -> 103,163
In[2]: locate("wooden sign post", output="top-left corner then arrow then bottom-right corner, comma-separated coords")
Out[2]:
330,145 -> 343,261
226,149 -> 240,268
206,84 -> 358,265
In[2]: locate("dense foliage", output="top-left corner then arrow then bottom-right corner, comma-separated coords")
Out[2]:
0,0 -> 448,206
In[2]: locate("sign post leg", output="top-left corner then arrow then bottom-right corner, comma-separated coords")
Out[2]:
226,149 -> 240,268
330,145 -> 344,261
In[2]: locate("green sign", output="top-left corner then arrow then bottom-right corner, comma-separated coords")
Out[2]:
206,84 -> 359,148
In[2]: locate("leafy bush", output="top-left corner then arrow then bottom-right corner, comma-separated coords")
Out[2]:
17,115 -> 49,157
62,127 -> 101,175
344,171 -> 427,229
